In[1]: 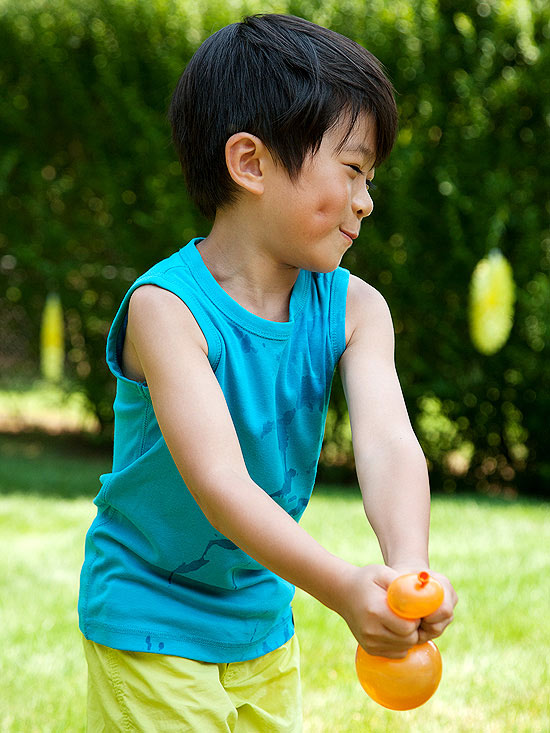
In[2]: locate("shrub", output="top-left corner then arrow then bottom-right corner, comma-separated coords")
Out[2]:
1,0 -> 548,494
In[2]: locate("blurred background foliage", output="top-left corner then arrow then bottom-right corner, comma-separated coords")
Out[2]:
1,0 -> 549,497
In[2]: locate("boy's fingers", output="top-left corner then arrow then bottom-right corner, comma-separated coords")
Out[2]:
381,614 -> 419,637
423,604 -> 453,624
429,571 -> 459,610
363,623 -> 419,658
371,564 -> 400,591
417,626 -> 444,643
418,612 -> 454,642
365,646 -> 410,660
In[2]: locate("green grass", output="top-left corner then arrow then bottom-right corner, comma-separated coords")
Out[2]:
295,489 -> 550,732
1,434 -> 549,732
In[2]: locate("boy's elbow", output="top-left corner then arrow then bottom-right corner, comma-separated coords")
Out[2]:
182,465 -> 252,533
356,433 -> 428,480
390,435 -> 429,476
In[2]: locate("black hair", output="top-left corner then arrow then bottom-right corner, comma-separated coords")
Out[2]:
169,14 -> 398,219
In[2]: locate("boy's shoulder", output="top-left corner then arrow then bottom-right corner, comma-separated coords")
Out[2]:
346,273 -> 390,313
344,273 -> 394,347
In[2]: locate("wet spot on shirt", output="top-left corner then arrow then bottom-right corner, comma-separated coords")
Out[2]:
271,468 -> 297,501
261,420 -> 275,438
288,497 -> 308,518
169,556 -> 210,582
277,409 -> 296,454
146,636 -> 165,652
297,374 -> 323,411
169,538 -> 239,584
230,324 -> 257,353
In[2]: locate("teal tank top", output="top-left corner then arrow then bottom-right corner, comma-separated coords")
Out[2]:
78,239 -> 350,662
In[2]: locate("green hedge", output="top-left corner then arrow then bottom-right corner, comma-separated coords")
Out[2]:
1,0 -> 549,496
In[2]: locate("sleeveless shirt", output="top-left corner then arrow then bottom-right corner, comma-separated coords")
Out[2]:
78,239 -> 350,662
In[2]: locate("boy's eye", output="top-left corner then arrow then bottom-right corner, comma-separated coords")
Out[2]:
348,165 -> 376,191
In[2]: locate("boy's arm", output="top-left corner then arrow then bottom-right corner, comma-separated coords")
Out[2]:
124,284 -> 420,658
339,275 -> 457,639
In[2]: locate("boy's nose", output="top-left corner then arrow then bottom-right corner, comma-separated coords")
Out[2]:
353,188 -> 374,219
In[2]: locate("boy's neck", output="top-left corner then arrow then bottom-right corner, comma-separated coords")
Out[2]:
197,216 -> 300,323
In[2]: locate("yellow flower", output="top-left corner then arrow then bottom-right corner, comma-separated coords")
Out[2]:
40,293 -> 64,381
469,250 -> 515,355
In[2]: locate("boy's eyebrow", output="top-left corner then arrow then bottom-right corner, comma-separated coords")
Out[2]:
341,143 -> 376,169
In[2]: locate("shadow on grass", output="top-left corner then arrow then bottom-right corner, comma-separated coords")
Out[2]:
2,429 -> 547,508
0,430 -> 111,500
313,478 -> 548,508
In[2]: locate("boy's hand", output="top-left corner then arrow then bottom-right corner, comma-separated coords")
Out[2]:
338,565 -> 421,659
389,566 -> 458,645
339,565 -> 457,658
416,570 -> 457,644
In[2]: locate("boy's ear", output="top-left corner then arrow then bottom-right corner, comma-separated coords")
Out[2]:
225,132 -> 269,196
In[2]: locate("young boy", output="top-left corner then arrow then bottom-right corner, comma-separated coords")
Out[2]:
79,14 -> 457,731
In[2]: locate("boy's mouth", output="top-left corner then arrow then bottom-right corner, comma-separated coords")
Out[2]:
340,228 -> 359,243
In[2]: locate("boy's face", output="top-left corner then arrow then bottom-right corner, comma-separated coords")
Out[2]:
262,113 -> 376,273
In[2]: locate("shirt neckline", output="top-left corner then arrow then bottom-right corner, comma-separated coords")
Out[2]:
180,239 -> 309,339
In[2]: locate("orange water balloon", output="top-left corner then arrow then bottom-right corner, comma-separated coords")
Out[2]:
356,640 -> 442,711
387,571 -> 444,620
356,572 -> 444,711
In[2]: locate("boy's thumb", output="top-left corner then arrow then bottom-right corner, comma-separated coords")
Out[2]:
373,564 -> 400,591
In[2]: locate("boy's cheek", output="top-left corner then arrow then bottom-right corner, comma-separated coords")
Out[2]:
299,212 -> 339,242
312,193 -> 347,225
312,206 -> 335,226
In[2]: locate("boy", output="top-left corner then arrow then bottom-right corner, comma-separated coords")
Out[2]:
79,14 -> 457,731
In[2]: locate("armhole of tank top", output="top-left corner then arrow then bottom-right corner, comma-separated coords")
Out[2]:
329,267 -> 350,364
105,275 -> 223,386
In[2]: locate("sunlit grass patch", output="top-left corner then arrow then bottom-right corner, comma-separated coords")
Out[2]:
295,490 -> 550,733
0,383 -> 99,434
1,446 -> 548,732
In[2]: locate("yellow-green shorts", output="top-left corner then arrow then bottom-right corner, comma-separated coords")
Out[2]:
83,634 -> 302,732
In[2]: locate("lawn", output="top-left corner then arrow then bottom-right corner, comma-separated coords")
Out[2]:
1,433 -> 549,732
